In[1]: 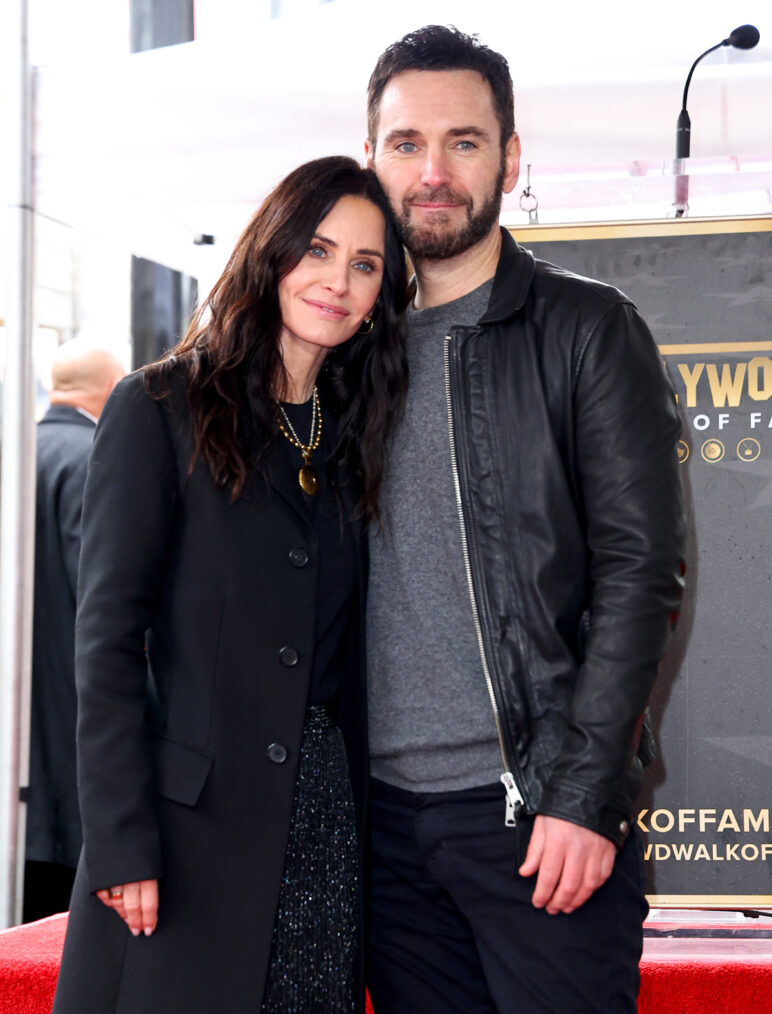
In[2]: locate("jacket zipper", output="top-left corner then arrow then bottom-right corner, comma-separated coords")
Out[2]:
444,335 -> 526,827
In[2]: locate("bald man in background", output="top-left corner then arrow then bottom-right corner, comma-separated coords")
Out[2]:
24,342 -> 125,923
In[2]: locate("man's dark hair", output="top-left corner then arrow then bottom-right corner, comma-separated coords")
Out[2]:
367,25 -> 515,152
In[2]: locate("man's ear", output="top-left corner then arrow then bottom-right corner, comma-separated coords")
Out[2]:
502,132 -> 522,195
364,138 -> 375,169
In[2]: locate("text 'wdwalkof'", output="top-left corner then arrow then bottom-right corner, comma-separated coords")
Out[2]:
644,842 -> 772,862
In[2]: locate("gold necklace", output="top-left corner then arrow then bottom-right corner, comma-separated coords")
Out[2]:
277,386 -> 323,495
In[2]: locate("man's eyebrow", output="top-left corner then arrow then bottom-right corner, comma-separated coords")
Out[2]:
313,234 -> 384,260
382,128 -> 422,146
448,127 -> 491,142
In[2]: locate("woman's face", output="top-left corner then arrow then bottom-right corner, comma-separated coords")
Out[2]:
278,195 -> 386,363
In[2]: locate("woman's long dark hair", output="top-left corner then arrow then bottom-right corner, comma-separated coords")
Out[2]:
146,156 -> 409,523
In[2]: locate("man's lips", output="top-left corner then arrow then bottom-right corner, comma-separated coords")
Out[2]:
303,298 -> 349,318
409,201 -> 463,210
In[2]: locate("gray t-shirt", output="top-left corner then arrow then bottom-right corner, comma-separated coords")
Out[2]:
367,279 -> 503,792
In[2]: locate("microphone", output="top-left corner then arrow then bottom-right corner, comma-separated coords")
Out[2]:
727,24 -> 761,49
675,24 -> 760,159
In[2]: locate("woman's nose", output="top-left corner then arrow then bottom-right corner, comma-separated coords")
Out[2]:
322,264 -> 348,295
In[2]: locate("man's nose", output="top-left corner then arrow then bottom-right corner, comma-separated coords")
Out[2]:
420,147 -> 451,189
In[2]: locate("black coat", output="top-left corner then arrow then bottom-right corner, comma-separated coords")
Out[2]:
447,230 -> 685,843
27,405 -> 96,869
53,371 -> 368,1013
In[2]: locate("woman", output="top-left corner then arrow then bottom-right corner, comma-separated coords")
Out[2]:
52,156 -> 408,1013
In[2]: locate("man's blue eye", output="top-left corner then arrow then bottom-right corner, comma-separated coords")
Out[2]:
396,142 -> 417,153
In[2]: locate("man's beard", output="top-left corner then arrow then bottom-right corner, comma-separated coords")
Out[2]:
393,160 -> 505,261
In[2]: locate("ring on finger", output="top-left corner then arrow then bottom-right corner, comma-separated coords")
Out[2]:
110,888 -> 124,900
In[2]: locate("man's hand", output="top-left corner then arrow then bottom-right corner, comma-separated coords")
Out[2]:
518,815 -> 616,915
97,879 -> 159,936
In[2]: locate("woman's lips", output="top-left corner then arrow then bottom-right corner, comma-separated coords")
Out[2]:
303,298 -> 349,318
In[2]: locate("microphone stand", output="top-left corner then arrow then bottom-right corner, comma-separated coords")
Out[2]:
673,41 -> 723,217
672,158 -> 690,219
669,26 -> 758,218
672,25 -> 760,218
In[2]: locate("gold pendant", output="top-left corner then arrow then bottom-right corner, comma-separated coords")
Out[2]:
299,465 -> 319,495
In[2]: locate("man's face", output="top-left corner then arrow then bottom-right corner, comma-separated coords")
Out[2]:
365,69 -> 520,260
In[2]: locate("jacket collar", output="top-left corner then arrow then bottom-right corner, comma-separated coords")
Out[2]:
40,404 -> 97,427
477,228 -> 535,326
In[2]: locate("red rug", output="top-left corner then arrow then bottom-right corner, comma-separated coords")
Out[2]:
0,916 -> 374,1012
2,913 -> 771,1013
0,916 -> 66,1013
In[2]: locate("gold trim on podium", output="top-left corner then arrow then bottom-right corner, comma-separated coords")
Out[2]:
510,215 -> 772,243
648,895 -> 772,908
659,341 -> 772,354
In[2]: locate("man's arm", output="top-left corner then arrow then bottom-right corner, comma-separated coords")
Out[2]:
524,300 -> 686,912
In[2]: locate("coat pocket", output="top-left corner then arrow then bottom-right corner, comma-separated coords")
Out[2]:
150,734 -> 214,807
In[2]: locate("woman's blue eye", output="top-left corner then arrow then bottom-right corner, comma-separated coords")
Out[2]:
308,245 -> 326,258
354,261 -> 375,273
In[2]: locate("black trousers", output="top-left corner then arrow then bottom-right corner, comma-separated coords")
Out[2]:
367,778 -> 648,1014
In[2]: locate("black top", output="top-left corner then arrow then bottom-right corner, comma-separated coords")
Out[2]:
276,396 -> 357,705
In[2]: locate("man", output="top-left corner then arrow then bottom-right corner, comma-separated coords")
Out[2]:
364,25 -> 686,1013
24,341 -> 125,922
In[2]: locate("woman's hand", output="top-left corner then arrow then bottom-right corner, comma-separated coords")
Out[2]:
97,879 -> 159,936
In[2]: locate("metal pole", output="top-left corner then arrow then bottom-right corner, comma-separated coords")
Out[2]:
1,0 -> 36,929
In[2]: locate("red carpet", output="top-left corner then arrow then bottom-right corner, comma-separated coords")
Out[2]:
2,913 -> 771,1013
638,925 -> 772,1014
0,916 -> 66,1013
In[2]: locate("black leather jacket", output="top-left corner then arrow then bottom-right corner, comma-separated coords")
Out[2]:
445,230 -> 686,846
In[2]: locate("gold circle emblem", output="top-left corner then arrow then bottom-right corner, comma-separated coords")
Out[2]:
676,440 -> 690,463
736,438 -> 761,462
700,439 -> 725,463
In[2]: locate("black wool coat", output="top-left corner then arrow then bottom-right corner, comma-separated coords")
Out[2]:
53,370 -> 368,1013
28,405 -> 95,869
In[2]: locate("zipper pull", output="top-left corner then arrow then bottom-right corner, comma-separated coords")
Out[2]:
500,771 -> 524,828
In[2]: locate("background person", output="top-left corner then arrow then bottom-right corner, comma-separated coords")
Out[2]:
52,156 -> 408,1014
364,26 -> 686,1014
24,341 -> 125,923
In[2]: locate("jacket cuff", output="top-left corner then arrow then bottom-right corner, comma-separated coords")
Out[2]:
537,777 -> 633,847
83,833 -> 163,895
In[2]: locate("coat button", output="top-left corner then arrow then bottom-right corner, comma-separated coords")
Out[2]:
279,645 -> 299,667
289,547 -> 309,568
267,743 -> 288,764
619,819 -> 629,834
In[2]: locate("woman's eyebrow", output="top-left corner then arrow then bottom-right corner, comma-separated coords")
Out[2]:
313,234 -> 384,260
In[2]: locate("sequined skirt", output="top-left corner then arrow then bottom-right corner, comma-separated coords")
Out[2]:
261,705 -> 359,1013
